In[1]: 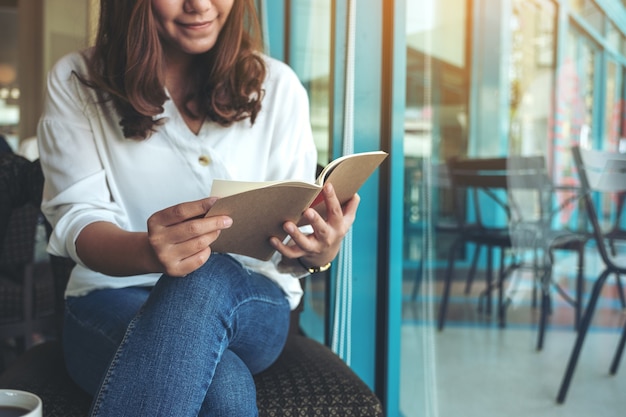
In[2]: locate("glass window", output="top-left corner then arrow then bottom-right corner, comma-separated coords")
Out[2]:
607,22 -> 621,52
604,60 -> 621,150
552,26 -> 598,187
401,0 -> 470,415
0,7 -> 19,151
509,0 -> 556,156
403,0 -> 470,275
569,0 -> 605,35
285,0 -> 333,344
289,0 -> 332,165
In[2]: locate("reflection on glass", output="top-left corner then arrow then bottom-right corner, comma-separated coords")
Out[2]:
607,22 -> 622,52
287,0 -> 332,345
605,61 -> 621,150
401,0 -> 470,416
289,0 -> 331,165
569,0 -> 604,34
403,0 -> 469,270
509,0 -> 555,156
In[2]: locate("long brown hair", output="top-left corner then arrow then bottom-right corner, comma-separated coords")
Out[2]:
81,0 -> 266,139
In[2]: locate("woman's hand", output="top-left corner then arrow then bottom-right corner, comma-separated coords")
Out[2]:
147,197 -> 233,277
270,183 -> 360,270
75,197 -> 232,278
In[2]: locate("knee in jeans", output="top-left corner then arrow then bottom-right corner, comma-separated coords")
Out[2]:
201,350 -> 258,416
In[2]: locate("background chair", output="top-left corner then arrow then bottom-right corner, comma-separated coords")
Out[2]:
556,145 -> 626,404
506,155 -> 588,350
437,156 -> 520,331
0,154 -> 59,369
0,160 -> 383,417
410,162 -> 481,300
437,156 -> 587,350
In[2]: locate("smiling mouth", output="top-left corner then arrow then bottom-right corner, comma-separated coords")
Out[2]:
182,21 -> 210,29
179,18 -> 216,30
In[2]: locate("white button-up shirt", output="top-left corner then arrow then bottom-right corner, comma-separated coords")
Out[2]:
37,50 -> 317,309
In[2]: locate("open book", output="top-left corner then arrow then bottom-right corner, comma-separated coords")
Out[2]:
206,150 -> 388,260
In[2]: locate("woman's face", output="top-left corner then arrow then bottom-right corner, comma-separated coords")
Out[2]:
152,0 -> 235,56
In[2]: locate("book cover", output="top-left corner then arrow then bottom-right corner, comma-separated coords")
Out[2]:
206,150 -> 388,260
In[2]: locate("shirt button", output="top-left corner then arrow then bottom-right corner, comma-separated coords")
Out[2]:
198,155 -> 211,166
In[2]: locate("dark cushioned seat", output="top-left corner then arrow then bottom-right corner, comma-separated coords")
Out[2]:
0,158 -> 383,416
0,336 -> 383,417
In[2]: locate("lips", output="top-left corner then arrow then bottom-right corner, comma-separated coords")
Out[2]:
178,16 -> 217,30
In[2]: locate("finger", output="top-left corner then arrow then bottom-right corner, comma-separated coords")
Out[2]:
151,197 -> 218,227
340,193 -> 360,226
283,223 -> 328,253
270,235 -> 307,259
164,246 -> 213,277
320,183 -> 343,220
149,215 -> 232,248
298,210 -> 333,246
154,224 -> 225,276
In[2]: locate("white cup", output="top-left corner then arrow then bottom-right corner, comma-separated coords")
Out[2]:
0,390 -> 42,417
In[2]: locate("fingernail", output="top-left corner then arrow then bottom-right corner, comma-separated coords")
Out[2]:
223,217 -> 233,227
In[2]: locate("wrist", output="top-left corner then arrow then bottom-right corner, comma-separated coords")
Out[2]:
297,257 -> 332,274
142,232 -> 165,274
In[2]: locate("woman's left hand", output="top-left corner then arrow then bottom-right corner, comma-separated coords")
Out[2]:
270,183 -> 360,269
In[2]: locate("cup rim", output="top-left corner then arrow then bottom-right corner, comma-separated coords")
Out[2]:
0,389 -> 43,415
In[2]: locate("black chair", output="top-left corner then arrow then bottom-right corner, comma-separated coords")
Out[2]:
437,156 -> 521,330
411,162 -> 480,300
556,145 -> 626,404
506,155 -> 588,350
0,160 -> 383,417
0,154 -> 59,367
0,206 -> 57,350
438,156 -> 587,350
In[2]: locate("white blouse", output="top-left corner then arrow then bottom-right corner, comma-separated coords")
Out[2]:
37,50 -> 317,310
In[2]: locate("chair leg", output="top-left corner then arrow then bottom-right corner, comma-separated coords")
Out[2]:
557,269 -> 612,404
536,265 -> 551,351
412,227 -> 429,301
464,246 -> 481,295
438,239 -> 464,331
411,258 -> 423,301
532,247 -> 539,309
609,316 -> 626,375
575,248 -> 585,330
478,246 -> 494,316
615,274 -> 626,309
498,249 -> 507,328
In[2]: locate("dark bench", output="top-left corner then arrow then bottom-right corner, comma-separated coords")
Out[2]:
0,332 -> 383,416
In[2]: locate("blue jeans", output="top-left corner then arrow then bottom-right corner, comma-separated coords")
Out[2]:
63,254 -> 291,417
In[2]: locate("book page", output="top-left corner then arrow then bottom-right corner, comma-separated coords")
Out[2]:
210,179 -> 318,198
311,151 -> 388,214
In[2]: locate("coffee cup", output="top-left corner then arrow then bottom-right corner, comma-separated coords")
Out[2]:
0,390 -> 42,417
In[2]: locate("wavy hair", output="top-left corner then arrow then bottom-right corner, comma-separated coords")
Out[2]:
79,0 -> 266,139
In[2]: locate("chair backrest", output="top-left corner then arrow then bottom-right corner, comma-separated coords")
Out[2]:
0,205 -> 40,269
0,153 -> 43,274
446,155 -> 549,230
571,145 -> 626,270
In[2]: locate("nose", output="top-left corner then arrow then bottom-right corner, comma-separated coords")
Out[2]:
184,0 -> 212,14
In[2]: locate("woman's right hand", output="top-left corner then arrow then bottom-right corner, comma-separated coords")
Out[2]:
147,197 -> 232,277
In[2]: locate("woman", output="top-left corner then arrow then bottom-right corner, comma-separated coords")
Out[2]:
37,0 -> 359,415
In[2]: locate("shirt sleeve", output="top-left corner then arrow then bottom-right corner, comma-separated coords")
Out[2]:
37,52 -> 128,266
